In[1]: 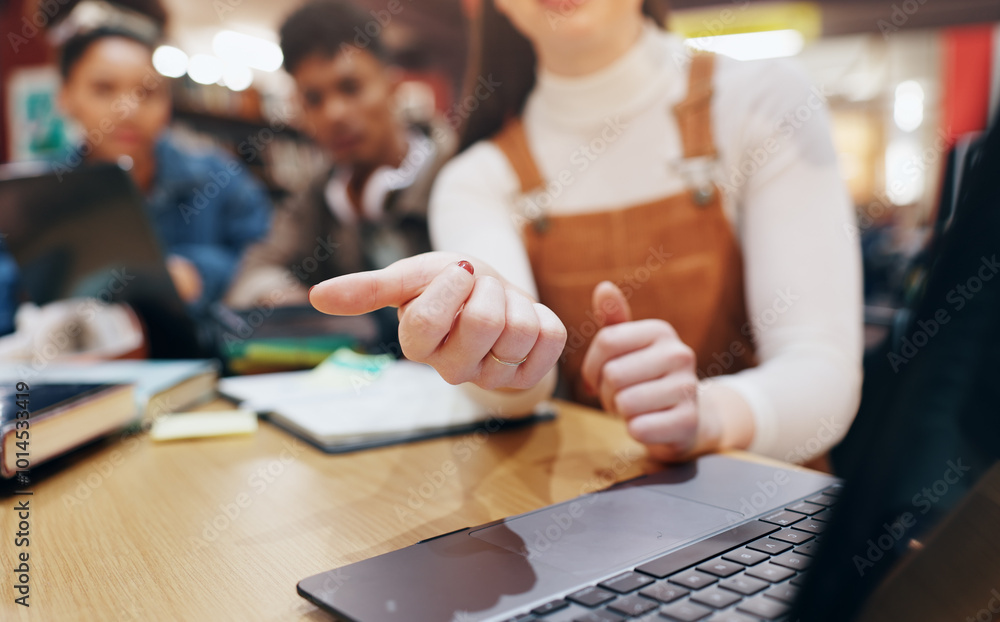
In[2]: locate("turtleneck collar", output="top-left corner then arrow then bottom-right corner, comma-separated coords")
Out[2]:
528,21 -> 685,130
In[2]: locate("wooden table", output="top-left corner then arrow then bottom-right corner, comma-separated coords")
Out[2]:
2,400 -> 703,622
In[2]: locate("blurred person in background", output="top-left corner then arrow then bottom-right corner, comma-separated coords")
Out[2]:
0,2 -> 271,336
226,0 -> 453,309
56,24 -> 272,312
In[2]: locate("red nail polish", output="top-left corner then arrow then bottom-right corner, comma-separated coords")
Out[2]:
457,260 -> 474,275
308,285 -> 316,296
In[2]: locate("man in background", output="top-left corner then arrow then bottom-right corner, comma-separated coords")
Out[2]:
227,0 -> 453,308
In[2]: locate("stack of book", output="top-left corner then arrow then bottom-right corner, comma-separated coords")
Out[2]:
0,360 -> 219,479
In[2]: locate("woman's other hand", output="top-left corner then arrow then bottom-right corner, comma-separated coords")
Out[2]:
581,281 -> 723,462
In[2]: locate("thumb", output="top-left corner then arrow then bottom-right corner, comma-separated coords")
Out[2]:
309,252 -> 472,315
592,281 -> 632,328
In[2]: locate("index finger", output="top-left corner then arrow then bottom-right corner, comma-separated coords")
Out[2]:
309,252 -> 467,315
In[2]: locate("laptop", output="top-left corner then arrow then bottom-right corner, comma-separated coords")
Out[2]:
0,163 -> 205,358
0,162 -> 396,365
296,106 -> 1000,622
300,454 -> 839,621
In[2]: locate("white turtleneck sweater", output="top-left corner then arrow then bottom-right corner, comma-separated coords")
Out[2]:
429,24 -> 863,463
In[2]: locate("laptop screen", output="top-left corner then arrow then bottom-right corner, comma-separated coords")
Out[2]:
0,163 -> 203,358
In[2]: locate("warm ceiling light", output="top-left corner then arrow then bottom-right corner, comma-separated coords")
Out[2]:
152,45 -> 187,78
686,29 -> 805,61
222,63 -> 253,92
213,30 -> 283,72
187,54 -> 224,85
894,80 -> 925,132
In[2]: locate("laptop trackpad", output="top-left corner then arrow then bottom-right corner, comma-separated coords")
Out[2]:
470,487 -> 737,577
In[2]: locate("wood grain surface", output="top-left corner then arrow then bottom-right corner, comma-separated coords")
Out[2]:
0,399 -> 679,622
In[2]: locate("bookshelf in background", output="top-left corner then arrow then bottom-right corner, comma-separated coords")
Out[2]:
169,76 -> 326,203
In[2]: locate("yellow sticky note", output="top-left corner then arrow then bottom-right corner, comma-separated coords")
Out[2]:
150,410 -> 258,441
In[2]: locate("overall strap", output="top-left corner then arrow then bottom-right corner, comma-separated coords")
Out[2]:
494,52 -> 719,193
673,52 -> 718,159
491,117 -> 546,194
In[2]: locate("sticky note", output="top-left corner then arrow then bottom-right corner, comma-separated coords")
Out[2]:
150,410 -> 258,441
303,347 -> 395,389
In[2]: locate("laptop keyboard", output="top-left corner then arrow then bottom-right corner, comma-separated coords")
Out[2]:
501,485 -> 841,622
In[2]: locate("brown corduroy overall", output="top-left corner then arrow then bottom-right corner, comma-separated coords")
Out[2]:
492,53 -> 757,405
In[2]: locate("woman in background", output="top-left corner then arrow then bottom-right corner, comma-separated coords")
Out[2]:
55,24 -> 271,313
310,0 -> 862,464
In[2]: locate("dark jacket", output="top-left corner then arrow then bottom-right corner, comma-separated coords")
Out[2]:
226,124 -> 454,306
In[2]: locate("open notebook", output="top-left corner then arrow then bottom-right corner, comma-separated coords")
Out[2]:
218,355 -> 554,453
